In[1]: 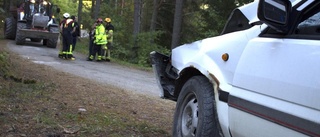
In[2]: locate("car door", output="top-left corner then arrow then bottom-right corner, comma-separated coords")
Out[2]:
228,4 -> 320,137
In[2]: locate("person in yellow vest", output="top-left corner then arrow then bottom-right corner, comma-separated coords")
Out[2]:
88,18 -> 107,61
102,17 -> 114,62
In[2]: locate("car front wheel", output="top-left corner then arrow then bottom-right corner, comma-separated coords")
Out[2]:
173,76 -> 222,137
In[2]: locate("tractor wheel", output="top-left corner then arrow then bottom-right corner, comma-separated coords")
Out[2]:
4,17 -> 16,40
47,26 -> 59,48
15,22 -> 26,45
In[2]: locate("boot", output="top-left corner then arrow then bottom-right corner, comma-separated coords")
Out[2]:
58,53 -> 63,58
68,54 -> 76,60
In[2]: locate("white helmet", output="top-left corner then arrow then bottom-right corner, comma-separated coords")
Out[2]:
63,13 -> 70,18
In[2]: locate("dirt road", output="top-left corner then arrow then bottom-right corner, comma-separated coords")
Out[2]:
6,40 -> 160,97
1,40 -> 176,136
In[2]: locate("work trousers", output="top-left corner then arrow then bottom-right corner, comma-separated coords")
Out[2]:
88,37 -> 94,58
62,33 -> 73,58
102,42 -> 112,60
72,36 -> 77,51
90,43 -> 102,61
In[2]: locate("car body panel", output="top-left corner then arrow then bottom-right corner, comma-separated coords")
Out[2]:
151,0 -> 320,136
233,37 -> 320,111
172,25 -> 265,91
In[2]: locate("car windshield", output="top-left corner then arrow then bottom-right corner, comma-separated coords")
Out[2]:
298,12 -> 320,27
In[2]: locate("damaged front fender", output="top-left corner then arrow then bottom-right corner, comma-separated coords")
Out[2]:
150,51 -> 178,100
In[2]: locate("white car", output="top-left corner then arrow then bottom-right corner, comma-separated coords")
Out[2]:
150,0 -> 320,136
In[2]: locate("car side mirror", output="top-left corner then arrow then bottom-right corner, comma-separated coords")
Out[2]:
258,0 -> 292,33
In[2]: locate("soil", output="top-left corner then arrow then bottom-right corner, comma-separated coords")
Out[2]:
0,40 -> 176,137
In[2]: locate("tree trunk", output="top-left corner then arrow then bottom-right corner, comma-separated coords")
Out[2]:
2,0 -> 6,11
149,0 -> 159,44
78,0 -> 83,28
133,0 -> 141,47
150,0 -> 159,32
171,0 -> 184,49
133,0 -> 141,57
94,0 -> 101,20
121,0 -> 125,15
91,0 -> 95,19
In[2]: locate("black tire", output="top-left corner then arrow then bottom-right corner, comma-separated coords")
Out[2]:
4,17 -> 16,40
15,22 -> 26,45
173,76 -> 222,137
47,26 -> 59,48
30,38 -> 42,42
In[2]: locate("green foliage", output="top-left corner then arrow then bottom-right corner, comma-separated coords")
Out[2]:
155,1 -> 175,49
198,0 -> 236,36
51,0 -> 79,23
237,0 -> 255,5
51,0 -> 254,67
73,112 -> 168,136
0,10 -> 4,30
129,31 -> 170,67
104,30 -> 170,67
74,37 -> 90,55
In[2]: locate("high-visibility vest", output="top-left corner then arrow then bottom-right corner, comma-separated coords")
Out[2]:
106,24 -> 114,43
94,24 -> 107,45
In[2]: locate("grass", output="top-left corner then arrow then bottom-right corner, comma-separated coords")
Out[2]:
75,37 -> 153,71
74,37 -> 90,55
0,62 -> 170,136
0,38 -> 174,136
0,52 -> 10,78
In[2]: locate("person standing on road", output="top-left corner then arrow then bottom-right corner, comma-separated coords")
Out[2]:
88,18 -> 107,61
60,12 -> 76,60
87,21 -> 97,61
58,13 -> 68,59
102,17 -> 114,62
71,15 -> 80,52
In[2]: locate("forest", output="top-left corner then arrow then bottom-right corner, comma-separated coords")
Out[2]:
1,0 -> 254,66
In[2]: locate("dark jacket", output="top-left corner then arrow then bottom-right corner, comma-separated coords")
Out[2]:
61,19 -> 74,35
73,21 -> 80,37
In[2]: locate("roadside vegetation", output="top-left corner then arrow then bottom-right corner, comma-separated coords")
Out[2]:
0,0 -> 253,68
74,37 -> 153,71
45,0 -> 253,67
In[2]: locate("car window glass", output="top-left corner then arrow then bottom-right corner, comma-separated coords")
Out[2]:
259,7 -> 320,38
295,11 -> 320,37
297,12 -> 320,28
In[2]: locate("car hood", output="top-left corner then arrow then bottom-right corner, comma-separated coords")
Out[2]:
171,25 -> 264,90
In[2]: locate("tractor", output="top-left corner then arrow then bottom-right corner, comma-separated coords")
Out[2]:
3,0 -> 60,48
